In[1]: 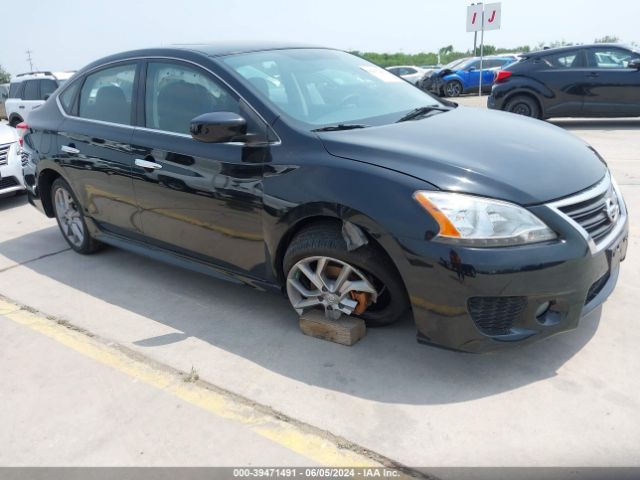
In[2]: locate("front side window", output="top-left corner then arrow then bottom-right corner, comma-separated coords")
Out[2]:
145,62 -> 242,135
23,80 -> 39,100
79,63 -> 136,125
590,48 -> 639,69
223,49 -> 443,128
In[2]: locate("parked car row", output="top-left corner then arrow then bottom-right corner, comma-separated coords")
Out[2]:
0,123 -> 26,195
489,43 -> 640,119
18,43 -> 628,352
385,65 -> 432,85
5,71 -> 74,127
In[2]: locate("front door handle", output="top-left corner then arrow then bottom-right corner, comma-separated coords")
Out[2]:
61,145 -> 80,154
135,158 -> 162,170
586,72 -> 599,78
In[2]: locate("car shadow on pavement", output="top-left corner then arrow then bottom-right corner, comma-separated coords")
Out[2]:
0,193 -> 27,211
0,226 -> 602,405
551,119 -> 640,131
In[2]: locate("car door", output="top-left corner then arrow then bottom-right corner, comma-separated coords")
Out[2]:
532,49 -> 589,117
583,47 -> 640,116
56,62 -> 143,238
130,60 -> 272,277
461,60 -> 481,89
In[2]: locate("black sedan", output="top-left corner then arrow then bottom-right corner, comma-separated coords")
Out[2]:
489,44 -> 640,119
20,43 -> 628,352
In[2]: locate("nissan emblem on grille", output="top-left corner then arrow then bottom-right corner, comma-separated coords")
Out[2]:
605,195 -> 620,223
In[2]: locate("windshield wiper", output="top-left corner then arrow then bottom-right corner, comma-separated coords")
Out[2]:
312,124 -> 370,132
396,106 -> 451,123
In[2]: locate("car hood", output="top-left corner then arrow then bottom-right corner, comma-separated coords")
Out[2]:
317,107 -> 607,205
0,124 -> 18,144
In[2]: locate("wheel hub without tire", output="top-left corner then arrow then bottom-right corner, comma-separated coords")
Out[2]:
286,256 -> 378,320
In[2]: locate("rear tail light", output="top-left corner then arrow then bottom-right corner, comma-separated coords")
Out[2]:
15,122 -> 28,147
495,71 -> 512,83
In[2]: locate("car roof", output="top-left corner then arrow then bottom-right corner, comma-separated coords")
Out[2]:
523,43 -> 633,58
12,71 -> 75,82
77,43 -> 334,74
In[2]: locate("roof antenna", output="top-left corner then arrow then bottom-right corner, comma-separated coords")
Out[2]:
26,50 -> 34,72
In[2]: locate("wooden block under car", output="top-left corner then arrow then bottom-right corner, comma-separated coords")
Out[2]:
299,310 -> 366,346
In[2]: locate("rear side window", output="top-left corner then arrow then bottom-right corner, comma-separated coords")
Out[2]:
78,63 -> 136,125
9,82 -> 23,98
23,80 -> 39,100
540,51 -> 581,68
39,79 -> 59,100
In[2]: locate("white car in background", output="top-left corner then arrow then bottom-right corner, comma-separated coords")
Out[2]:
385,65 -> 428,85
5,71 -> 74,127
0,124 -> 26,195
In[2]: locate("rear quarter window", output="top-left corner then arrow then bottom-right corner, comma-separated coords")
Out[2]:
9,82 -> 23,98
59,81 -> 81,114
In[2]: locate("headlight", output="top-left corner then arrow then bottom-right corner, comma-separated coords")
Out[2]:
414,191 -> 557,247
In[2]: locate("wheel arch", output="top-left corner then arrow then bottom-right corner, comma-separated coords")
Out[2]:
8,113 -> 23,128
271,205 -> 411,296
37,167 -> 63,217
502,88 -> 546,118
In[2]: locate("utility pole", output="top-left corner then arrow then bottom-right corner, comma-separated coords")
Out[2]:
26,50 -> 34,72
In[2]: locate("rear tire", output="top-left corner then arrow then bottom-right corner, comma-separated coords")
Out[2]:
444,80 -> 463,97
283,222 -> 409,327
51,178 -> 103,254
505,95 -> 541,119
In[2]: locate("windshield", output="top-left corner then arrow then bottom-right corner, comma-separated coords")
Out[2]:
443,58 -> 469,70
222,49 -> 443,128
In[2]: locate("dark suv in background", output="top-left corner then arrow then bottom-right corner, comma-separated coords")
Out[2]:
488,44 -> 640,119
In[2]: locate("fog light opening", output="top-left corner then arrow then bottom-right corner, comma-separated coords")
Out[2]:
535,301 -> 551,319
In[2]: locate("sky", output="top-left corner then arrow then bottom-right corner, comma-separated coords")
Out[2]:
2,0 -> 639,76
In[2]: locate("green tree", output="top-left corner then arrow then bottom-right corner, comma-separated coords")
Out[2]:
0,65 -> 10,84
594,35 -> 619,43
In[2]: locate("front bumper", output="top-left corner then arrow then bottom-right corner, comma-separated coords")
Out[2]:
0,142 -> 26,194
398,208 -> 628,353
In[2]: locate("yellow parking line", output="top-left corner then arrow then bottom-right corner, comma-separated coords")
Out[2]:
0,298 -> 390,469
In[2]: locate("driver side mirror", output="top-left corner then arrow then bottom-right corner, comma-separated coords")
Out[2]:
629,59 -> 640,70
467,67 -> 476,72
190,112 -> 247,143
44,94 -> 51,101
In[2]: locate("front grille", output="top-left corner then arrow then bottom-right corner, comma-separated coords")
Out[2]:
585,272 -> 610,304
468,296 -> 527,336
556,177 -> 620,245
0,176 -> 19,189
0,143 -> 11,166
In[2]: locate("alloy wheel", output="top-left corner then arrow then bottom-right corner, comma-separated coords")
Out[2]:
54,187 -> 85,248
286,256 -> 379,320
446,82 -> 461,97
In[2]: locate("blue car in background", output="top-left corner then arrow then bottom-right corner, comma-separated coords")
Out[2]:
420,56 -> 518,97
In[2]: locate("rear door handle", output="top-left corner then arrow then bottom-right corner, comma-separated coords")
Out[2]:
61,145 -> 80,154
18,105 -> 25,109
586,72 -> 599,78
135,158 -> 162,170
